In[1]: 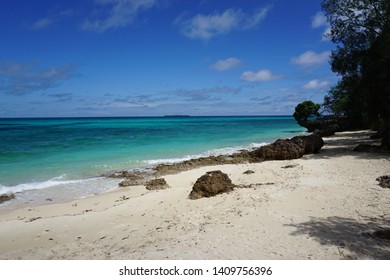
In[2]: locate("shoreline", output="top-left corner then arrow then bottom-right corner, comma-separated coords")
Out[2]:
0,130 -> 389,259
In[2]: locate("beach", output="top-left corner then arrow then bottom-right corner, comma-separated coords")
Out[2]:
0,130 -> 389,259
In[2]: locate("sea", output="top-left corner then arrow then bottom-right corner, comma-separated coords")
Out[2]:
0,116 -> 305,207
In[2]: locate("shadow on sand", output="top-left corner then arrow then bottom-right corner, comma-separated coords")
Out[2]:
286,216 -> 390,259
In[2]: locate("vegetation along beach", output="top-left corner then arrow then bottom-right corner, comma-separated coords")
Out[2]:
0,0 -> 389,260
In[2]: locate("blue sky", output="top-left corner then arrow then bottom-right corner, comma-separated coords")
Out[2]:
0,0 -> 336,117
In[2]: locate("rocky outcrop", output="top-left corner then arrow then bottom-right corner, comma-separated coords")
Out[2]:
249,139 -> 304,161
376,175 -> 390,188
0,193 -> 15,204
108,134 -> 325,182
189,171 -> 235,199
145,178 -> 169,190
299,116 -> 349,137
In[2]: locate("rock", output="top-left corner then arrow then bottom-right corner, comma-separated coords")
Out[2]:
118,179 -> 143,187
291,134 -> 324,154
0,193 -> 15,204
145,178 -> 169,190
354,144 -> 382,152
243,170 -> 255,174
249,139 -> 304,161
189,170 -> 235,199
376,175 -> 390,188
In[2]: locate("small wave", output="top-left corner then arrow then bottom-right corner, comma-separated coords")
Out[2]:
144,142 -> 268,166
0,175 -> 97,195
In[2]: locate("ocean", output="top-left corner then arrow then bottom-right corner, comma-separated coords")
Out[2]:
0,116 -> 305,206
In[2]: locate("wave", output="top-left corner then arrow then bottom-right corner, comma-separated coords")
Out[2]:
144,142 -> 268,166
0,174 -> 98,195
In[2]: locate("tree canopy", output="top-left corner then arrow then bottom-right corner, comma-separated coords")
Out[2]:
293,101 -> 321,124
322,0 -> 390,148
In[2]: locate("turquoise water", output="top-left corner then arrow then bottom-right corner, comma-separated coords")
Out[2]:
0,116 -> 304,197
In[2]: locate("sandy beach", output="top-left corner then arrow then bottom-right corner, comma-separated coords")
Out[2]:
0,130 -> 389,260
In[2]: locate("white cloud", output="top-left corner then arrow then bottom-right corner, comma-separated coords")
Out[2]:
240,69 -> 281,82
0,62 -> 77,95
291,50 -> 330,68
211,58 -> 242,71
311,12 -> 327,28
82,0 -> 156,32
31,18 -> 54,30
177,6 -> 271,41
311,11 -> 331,41
302,79 -> 330,90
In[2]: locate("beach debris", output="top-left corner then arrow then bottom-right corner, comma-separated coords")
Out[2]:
282,164 -> 299,169
0,193 -> 15,204
189,170 -> 235,199
243,170 -> 255,174
376,175 -> 390,188
145,178 -> 169,190
26,217 -> 41,223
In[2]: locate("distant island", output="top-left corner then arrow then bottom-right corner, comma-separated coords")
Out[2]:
163,115 -> 191,118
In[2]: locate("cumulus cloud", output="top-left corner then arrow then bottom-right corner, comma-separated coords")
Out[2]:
176,6 -> 271,41
211,57 -> 242,71
82,0 -> 156,32
240,69 -> 281,82
0,62 -> 77,95
291,50 -> 330,68
302,79 -> 330,90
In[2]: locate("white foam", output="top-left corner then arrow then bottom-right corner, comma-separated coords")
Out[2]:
144,142 -> 268,166
0,175 -> 97,195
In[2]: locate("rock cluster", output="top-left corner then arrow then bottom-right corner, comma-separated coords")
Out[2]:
249,134 -> 324,161
109,134 -> 325,191
189,170 -> 235,199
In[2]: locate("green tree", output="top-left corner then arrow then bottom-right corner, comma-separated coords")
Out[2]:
293,101 -> 321,125
322,0 -> 390,148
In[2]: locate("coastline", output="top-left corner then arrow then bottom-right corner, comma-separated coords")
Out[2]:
0,130 -> 389,259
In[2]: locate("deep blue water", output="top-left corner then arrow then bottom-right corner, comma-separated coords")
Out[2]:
0,116 -> 304,196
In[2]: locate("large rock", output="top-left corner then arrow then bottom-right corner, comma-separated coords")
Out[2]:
0,193 -> 15,204
189,170 -> 235,199
249,139 -> 304,161
291,134 -> 324,154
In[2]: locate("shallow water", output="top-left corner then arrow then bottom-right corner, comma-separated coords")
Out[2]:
0,116 -> 305,200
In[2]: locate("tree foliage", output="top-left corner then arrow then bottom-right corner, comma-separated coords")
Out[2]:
322,0 -> 390,147
293,101 -> 321,124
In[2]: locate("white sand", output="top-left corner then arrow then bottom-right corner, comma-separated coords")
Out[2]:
0,130 -> 389,259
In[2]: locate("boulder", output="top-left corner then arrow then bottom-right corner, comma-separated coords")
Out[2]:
291,134 -> 324,154
145,178 -> 169,190
249,139 -> 304,161
0,193 -> 15,204
376,175 -> 390,188
189,170 -> 235,199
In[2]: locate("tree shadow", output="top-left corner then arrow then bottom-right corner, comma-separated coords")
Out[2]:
301,130 -> 390,161
286,216 -> 390,259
